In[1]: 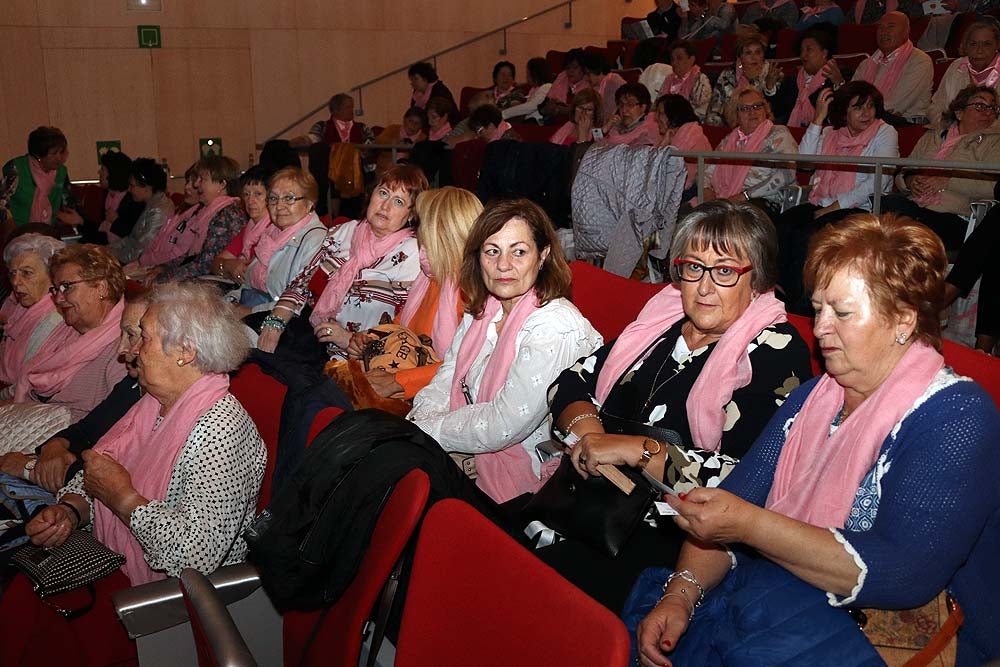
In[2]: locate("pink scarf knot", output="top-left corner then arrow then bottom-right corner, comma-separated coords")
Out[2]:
248,212 -> 319,292
808,119 -> 885,205
711,120 -> 774,198
660,65 -> 702,99
959,53 -> 1000,89
855,40 -> 914,94
27,158 -> 57,224
788,68 -> 827,128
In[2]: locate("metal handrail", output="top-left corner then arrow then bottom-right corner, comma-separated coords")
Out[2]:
674,149 -> 1000,213
261,0 -> 576,144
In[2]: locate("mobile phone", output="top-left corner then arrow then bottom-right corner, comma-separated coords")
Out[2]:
591,128 -> 604,141
807,78 -> 835,110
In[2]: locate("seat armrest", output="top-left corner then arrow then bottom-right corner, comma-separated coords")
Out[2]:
113,563 -> 262,639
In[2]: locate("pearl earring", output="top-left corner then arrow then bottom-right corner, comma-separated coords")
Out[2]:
176,359 -> 185,366
895,331 -> 908,345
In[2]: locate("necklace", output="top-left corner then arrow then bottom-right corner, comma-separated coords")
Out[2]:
835,402 -> 852,426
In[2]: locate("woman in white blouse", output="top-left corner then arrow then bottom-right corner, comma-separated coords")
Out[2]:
7,282 -> 265,666
407,198 -> 602,505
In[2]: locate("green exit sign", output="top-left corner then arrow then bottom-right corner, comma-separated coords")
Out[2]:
137,25 -> 161,49
199,137 -> 223,158
96,140 -> 122,164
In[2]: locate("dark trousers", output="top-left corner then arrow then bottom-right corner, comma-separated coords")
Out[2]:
947,205 -> 1000,337
879,195 -> 969,253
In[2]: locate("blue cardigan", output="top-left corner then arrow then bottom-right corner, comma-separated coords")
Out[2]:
721,370 -> 1000,666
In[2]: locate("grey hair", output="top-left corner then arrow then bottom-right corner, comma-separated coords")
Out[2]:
149,282 -> 249,373
668,200 -> 780,293
3,233 -> 65,266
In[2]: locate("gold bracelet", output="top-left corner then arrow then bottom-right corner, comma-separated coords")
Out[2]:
638,438 -> 662,469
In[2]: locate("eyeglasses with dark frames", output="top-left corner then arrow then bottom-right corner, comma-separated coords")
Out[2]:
673,259 -> 753,287
49,278 -> 95,296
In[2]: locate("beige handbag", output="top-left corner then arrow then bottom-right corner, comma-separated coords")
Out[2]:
862,592 -> 962,667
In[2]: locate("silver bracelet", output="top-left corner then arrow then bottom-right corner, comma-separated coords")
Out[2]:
658,591 -> 694,620
666,569 -> 705,609
565,412 -> 600,432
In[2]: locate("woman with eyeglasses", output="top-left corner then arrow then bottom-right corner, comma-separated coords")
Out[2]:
928,19 -> 1000,129
601,83 -> 662,147
704,34 -> 782,128
702,87 -> 798,217
537,201 -> 813,613
255,165 -> 425,360
108,158 -> 174,264
224,167 -> 327,311
549,88 -> 604,145
774,81 -> 899,315
883,85 -> 1000,253
0,244 -> 127,455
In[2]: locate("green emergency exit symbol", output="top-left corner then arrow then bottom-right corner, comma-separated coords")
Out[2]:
96,140 -> 122,164
137,25 -> 161,48
199,138 -> 223,158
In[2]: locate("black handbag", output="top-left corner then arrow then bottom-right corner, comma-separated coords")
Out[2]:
522,454 -> 658,559
12,530 -> 125,611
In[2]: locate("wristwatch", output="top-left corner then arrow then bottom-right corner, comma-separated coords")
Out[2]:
638,439 -> 663,470
22,456 -> 37,481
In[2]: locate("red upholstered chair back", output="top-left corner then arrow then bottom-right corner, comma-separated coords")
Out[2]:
609,39 -> 640,68
450,139 -> 488,192
70,183 -> 107,227
946,13 -> 979,58
570,260 -> 663,341
615,67 -> 642,84
942,340 -> 1000,408
897,125 -> 927,158
933,59 -> 954,93
787,313 -> 823,376
511,123 -> 559,143
459,85 -> 492,117
775,28 -> 799,59
546,49 -> 567,75
703,124 -> 730,147
395,499 -> 631,667
836,23 -> 878,56
283,470 -> 431,667
230,363 -> 287,511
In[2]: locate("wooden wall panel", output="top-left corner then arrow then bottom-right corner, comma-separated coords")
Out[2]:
0,27 -> 48,165
42,49 -> 158,176
250,30 -> 303,140
294,0 -> 385,31
187,48 -> 256,169
0,1 -> 38,25
151,49 -> 196,173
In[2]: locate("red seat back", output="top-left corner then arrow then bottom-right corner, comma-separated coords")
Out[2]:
942,340 -> 1000,408
703,124 -> 731,147
450,139 -> 488,192
787,313 -> 823,376
775,28 -> 799,60
609,39 -> 640,68
284,470 -> 431,667
945,12 -> 979,58
546,49 -> 567,75
691,38 -> 715,66
459,85 -> 492,117
837,24 -> 877,56
720,33 -> 740,62
897,125 -> 927,158
511,123 -> 559,143
909,14 -> 931,45
395,499 -> 631,667
569,261 -> 662,340
614,67 -> 642,84
70,183 -> 107,227
230,363 -> 287,511
933,59 -> 954,93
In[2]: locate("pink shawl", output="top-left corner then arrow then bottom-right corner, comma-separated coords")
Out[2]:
606,114 -> 662,147
766,342 -> 943,527
333,119 -> 354,143
14,298 -> 124,403
660,65 -> 702,99
309,221 -> 415,327
411,85 -> 433,109
595,284 -> 787,452
549,121 -> 578,146
808,119 -> 885,205
855,40 -> 914,94
547,72 -> 590,104
854,0 -> 898,24
788,68 -> 827,128
448,292 -> 558,502
248,212 -> 318,292
670,122 -> 713,189
238,214 -> 272,262
711,120 -> 774,198
140,204 -> 201,266
488,121 -> 513,142
0,294 -> 58,386
960,53 -> 1000,89
145,195 -> 239,266
429,123 -> 453,141
914,125 -> 963,207
27,158 -> 57,224
399,248 -> 460,357
92,373 -> 230,585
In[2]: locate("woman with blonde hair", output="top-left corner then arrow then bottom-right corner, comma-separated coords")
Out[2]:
348,186 -> 484,400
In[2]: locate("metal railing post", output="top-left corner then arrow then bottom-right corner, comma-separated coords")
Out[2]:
565,1 -> 573,28
697,156 -> 705,203
873,161 -> 883,214
355,88 -> 364,116
500,29 -> 507,55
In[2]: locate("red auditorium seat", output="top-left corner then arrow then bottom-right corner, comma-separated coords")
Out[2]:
837,23 -> 878,56
942,340 -> 1000,408
70,183 -> 106,225
395,499 -> 631,667
283,470 -> 431,667
703,124 -> 730,148
459,85 -> 492,116
775,28 -> 799,60
933,59 -> 954,92
608,39 -> 640,69
945,13 -> 978,58
776,57 -> 802,78
230,363 -> 288,510
897,124 -> 927,158
450,139 -> 488,192
569,260 -> 661,340
909,14 -> 931,45
511,123 -> 559,143
605,40 -> 628,68
614,67 -> 642,84
546,49 -> 567,75
584,45 -> 613,69
720,33 -> 740,62
168,191 -> 185,209
690,38 -> 715,65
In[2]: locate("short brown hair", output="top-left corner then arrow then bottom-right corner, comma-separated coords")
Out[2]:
943,84 -> 998,126
571,88 -> 604,127
803,213 -> 947,350
50,244 -> 126,303
377,165 -> 429,223
269,167 -> 319,206
736,32 -> 768,58
196,155 -> 242,196
459,198 -> 572,318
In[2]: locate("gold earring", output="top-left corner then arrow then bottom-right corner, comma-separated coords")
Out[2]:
176,359 -> 185,366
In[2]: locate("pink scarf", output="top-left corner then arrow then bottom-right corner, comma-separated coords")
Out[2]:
494,86 -> 516,103
660,65 -> 702,99
92,373 -> 230,585
914,125 -> 963,207
248,212 -> 319,292
595,284 -> 787,452
309,221 -> 415,327
399,248 -> 460,357
854,0 -> 898,24
146,195 -> 239,266
766,342 -> 943,527
448,292 -> 558,502
808,119 -> 885,205
549,121 -> 578,146
429,123 -> 453,141
411,85 -> 433,109
14,298 -> 124,403
547,72 -> 590,104
99,190 -> 127,235
960,53 -> 1000,89
711,120 -> 774,198
27,158 -> 57,224
670,122 -> 712,189
139,204 -> 201,266
488,121 -> 513,142
0,295 -> 58,386
333,119 -> 354,143
788,69 -> 827,128
607,114 -> 662,147
855,40 -> 914,93
237,214 -> 272,262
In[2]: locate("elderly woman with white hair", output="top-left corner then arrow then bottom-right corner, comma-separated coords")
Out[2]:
0,233 -> 65,394
1,281 -> 266,666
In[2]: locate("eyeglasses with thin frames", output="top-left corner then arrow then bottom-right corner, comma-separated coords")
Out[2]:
266,194 -> 308,205
736,102 -> 766,113
49,278 -> 94,297
965,102 -> 1000,115
673,259 -> 753,287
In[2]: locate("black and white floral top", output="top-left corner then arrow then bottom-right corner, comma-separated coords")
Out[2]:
548,319 -> 813,492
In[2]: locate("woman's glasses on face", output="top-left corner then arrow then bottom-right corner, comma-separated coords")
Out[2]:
673,259 -> 753,287
965,102 -> 1000,115
266,194 -> 307,205
49,278 -> 94,296
737,102 -> 765,113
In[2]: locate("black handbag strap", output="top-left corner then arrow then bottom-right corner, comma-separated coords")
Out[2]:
42,583 -> 97,620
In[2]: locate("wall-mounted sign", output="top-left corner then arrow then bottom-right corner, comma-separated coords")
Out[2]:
137,25 -> 161,48
96,140 -> 122,164
199,137 -> 223,158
